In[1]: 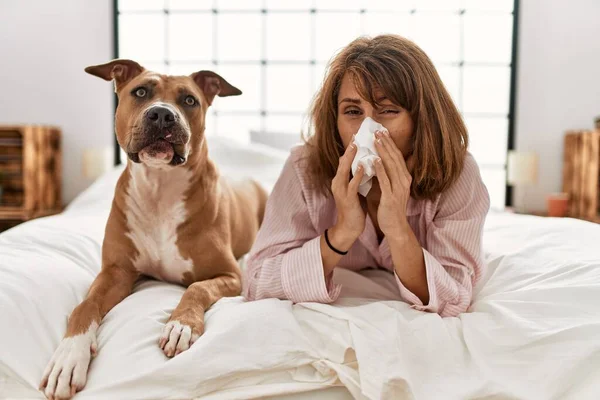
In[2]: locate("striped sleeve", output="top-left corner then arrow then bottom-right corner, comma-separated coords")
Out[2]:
242,150 -> 341,303
395,155 -> 490,317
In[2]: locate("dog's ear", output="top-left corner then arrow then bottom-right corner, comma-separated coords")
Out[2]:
190,70 -> 242,106
85,59 -> 145,92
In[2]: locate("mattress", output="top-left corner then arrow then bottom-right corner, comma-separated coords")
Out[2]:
1,138 -> 599,399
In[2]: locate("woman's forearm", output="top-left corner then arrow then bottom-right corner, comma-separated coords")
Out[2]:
388,220 -> 429,304
320,224 -> 357,276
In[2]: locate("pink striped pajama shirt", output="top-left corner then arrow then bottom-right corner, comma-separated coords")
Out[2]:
243,145 -> 490,317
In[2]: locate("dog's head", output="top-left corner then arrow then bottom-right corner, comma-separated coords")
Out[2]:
85,59 -> 241,168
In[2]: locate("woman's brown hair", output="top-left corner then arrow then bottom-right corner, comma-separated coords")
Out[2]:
303,34 -> 468,200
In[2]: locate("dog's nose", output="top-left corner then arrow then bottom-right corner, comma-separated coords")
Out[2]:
146,106 -> 175,129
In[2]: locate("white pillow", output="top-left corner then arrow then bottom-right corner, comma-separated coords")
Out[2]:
249,130 -> 304,151
207,136 -> 290,193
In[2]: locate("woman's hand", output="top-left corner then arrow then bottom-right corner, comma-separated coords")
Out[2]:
329,143 -> 366,251
373,130 -> 414,240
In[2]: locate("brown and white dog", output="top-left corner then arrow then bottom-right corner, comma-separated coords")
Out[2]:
39,59 -> 267,400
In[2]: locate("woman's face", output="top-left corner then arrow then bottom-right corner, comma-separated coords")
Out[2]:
336,73 -> 414,158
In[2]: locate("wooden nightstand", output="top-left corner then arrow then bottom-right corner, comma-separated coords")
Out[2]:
563,130 -> 600,223
0,125 -> 63,232
505,208 -> 600,223
505,208 -> 549,218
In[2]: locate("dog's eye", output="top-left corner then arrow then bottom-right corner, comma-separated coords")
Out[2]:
184,96 -> 196,106
135,88 -> 147,98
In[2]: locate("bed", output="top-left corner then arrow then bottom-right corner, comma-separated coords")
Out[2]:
1,138 -> 599,399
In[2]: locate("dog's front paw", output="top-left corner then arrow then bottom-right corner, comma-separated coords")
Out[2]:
159,320 -> 202,357
39,328 -> 97,399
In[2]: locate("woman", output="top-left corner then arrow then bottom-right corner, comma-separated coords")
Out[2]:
242,34 -> 490,317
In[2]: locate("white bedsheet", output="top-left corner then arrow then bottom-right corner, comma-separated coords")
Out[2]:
1,138 -> 600,399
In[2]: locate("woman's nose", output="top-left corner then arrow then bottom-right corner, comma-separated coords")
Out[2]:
363,111 -> 376,120
360,115 -> 383,127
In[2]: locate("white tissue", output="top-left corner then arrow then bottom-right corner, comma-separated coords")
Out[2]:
351,117 -> 387,196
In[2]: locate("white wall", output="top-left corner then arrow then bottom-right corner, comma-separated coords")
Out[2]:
0,0 -> 114,203
514,0 -> 600,211
1,0 -> 599,208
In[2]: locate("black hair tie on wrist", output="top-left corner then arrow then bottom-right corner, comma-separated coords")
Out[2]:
324,229 -> 348,255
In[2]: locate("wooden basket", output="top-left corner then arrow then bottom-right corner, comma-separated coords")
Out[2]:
0,125 -> 62,221
562,130 -> 600,222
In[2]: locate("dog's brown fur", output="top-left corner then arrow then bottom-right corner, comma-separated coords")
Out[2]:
40,59 -> 267,399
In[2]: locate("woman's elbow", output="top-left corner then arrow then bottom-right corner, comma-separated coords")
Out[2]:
241,261 -> 287,302
241,262 -> 260,301
439,290 -> 472,317
241,283 -> 256,301
242,279 -> 276,302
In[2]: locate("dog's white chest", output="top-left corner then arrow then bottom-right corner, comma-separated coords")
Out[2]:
125,165 -> 194,283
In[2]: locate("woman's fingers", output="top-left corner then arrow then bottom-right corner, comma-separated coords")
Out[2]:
374,158 -> 392,196
338,143 -> 356,179
374,132 -> 400,186
380,130 -> 404,166
333,143 -> 357,190
348,164 -> 364,194
375,131 -> 412,189
381,131 -> 412,183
